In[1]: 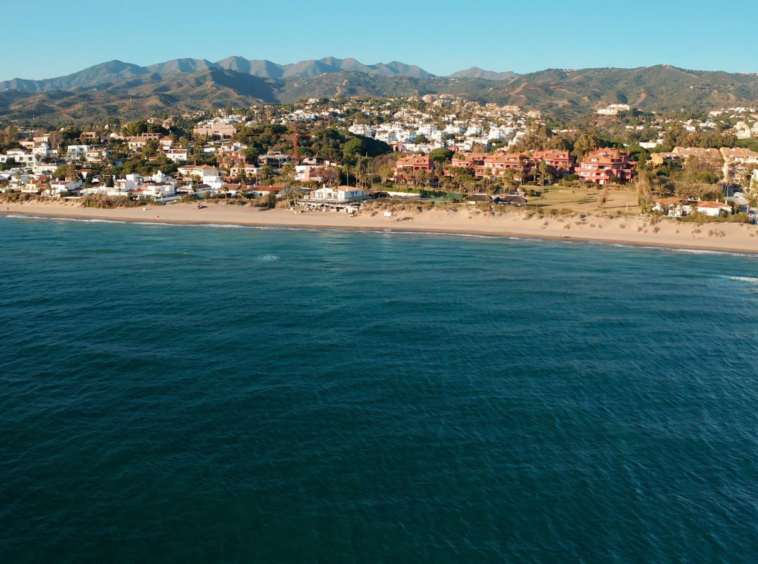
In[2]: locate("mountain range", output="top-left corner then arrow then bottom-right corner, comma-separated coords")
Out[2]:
1,57 -> 758,124
0,57 -> 447,93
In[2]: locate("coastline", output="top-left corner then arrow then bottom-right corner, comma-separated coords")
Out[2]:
2,201 -> 758,255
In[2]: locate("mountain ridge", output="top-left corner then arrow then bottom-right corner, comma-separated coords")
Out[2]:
450,67 -> 517,81
0,56 -> 442,91
3,62 -> 758,124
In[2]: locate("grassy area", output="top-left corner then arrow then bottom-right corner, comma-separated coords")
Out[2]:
528,186 -> 640,214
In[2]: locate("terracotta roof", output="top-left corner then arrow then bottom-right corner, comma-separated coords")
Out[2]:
485,152 -> 525,164
396,155 -> 431,165
532,149 -> 571,160
720,147 -> 758,159
697,201 -> 730,208
673,147 -> 724,161
580,148 -> 631,164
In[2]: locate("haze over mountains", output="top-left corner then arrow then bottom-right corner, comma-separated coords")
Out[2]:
450,67 -> 517,81
1,56 -> 758,124
0,56 -> 462,92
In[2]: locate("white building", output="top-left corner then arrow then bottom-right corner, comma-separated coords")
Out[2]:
734,122 -> 753,140
596,104 -> 631,116
151,171 -> 171,184
136,184 -> 176,199
309,186 -> 366,202
67,145 -> 91,159
1,149 -> 36,165
696,201 -> 732,217
177,165 -> 220,179
164,149 -> 189,163
48,180 -> 82,196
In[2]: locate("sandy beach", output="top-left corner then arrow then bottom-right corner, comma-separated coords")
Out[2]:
2,200 -> 758,254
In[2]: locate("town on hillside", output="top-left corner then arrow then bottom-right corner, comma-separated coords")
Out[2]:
1,96 -> 758,221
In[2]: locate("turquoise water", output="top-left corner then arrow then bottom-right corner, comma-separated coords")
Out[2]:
2,216 -> 758,562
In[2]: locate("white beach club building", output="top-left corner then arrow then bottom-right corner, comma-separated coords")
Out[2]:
309,186 -> 366,203
300,186 -> 367,213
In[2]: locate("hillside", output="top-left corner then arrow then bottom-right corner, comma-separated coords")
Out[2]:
486,66 -> 758,113
0,61 -> 150,93
2,63 -> 758,124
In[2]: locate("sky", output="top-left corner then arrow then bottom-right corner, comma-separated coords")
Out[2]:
2,0 -> 757,81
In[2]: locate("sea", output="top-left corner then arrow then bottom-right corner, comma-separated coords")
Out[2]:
2,215 -> 758,563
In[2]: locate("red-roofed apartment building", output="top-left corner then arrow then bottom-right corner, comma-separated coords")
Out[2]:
394,155 -> 433,180
476,153 -> 531,178
532,149 -> 575,177
576,149 -> 636,184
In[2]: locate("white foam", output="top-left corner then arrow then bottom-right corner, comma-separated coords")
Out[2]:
2,215 -> 128,225
726,276 -> 758,284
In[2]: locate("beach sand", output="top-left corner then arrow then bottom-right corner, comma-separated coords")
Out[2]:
2,200 -> 758,254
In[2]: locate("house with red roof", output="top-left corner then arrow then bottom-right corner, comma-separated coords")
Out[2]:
576,149 -> 635,185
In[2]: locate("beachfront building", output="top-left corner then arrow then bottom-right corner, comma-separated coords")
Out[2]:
652,198 -> 695,217
696,201 -> 733,217
22,177 -> 50,194
299,186 -> 367,213
48,179 -> 82,196
652,198 -> 732,217
532,149 -> 575,177
476,152 -> 530,178
394,155 -> 433,176
245,186 -> 286,199
576,149 -> 636,185
466,194 -> 492,204
133,184 -> 176,200
448,152 -> 487,172
308,186 -> 366,203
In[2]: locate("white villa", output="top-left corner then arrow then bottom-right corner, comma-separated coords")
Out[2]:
309,186 -> 366,202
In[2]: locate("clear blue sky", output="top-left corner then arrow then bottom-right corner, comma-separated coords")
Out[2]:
3,0 -> 757,81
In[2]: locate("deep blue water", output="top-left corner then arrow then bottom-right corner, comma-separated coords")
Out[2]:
2,216 -> 758,562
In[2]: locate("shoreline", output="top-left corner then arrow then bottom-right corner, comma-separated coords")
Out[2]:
2,203 -> 758,256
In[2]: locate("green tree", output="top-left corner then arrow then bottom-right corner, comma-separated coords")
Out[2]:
429,148 -> 454,166
143,140 -> 159,156
378,165 -> 394,186
122,120 -> 149,137
244,146 -> 260,164
343,138 -> 366,159
572,132 -> 603,159
60,126 -> 82,142
53,164 -> 76,179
